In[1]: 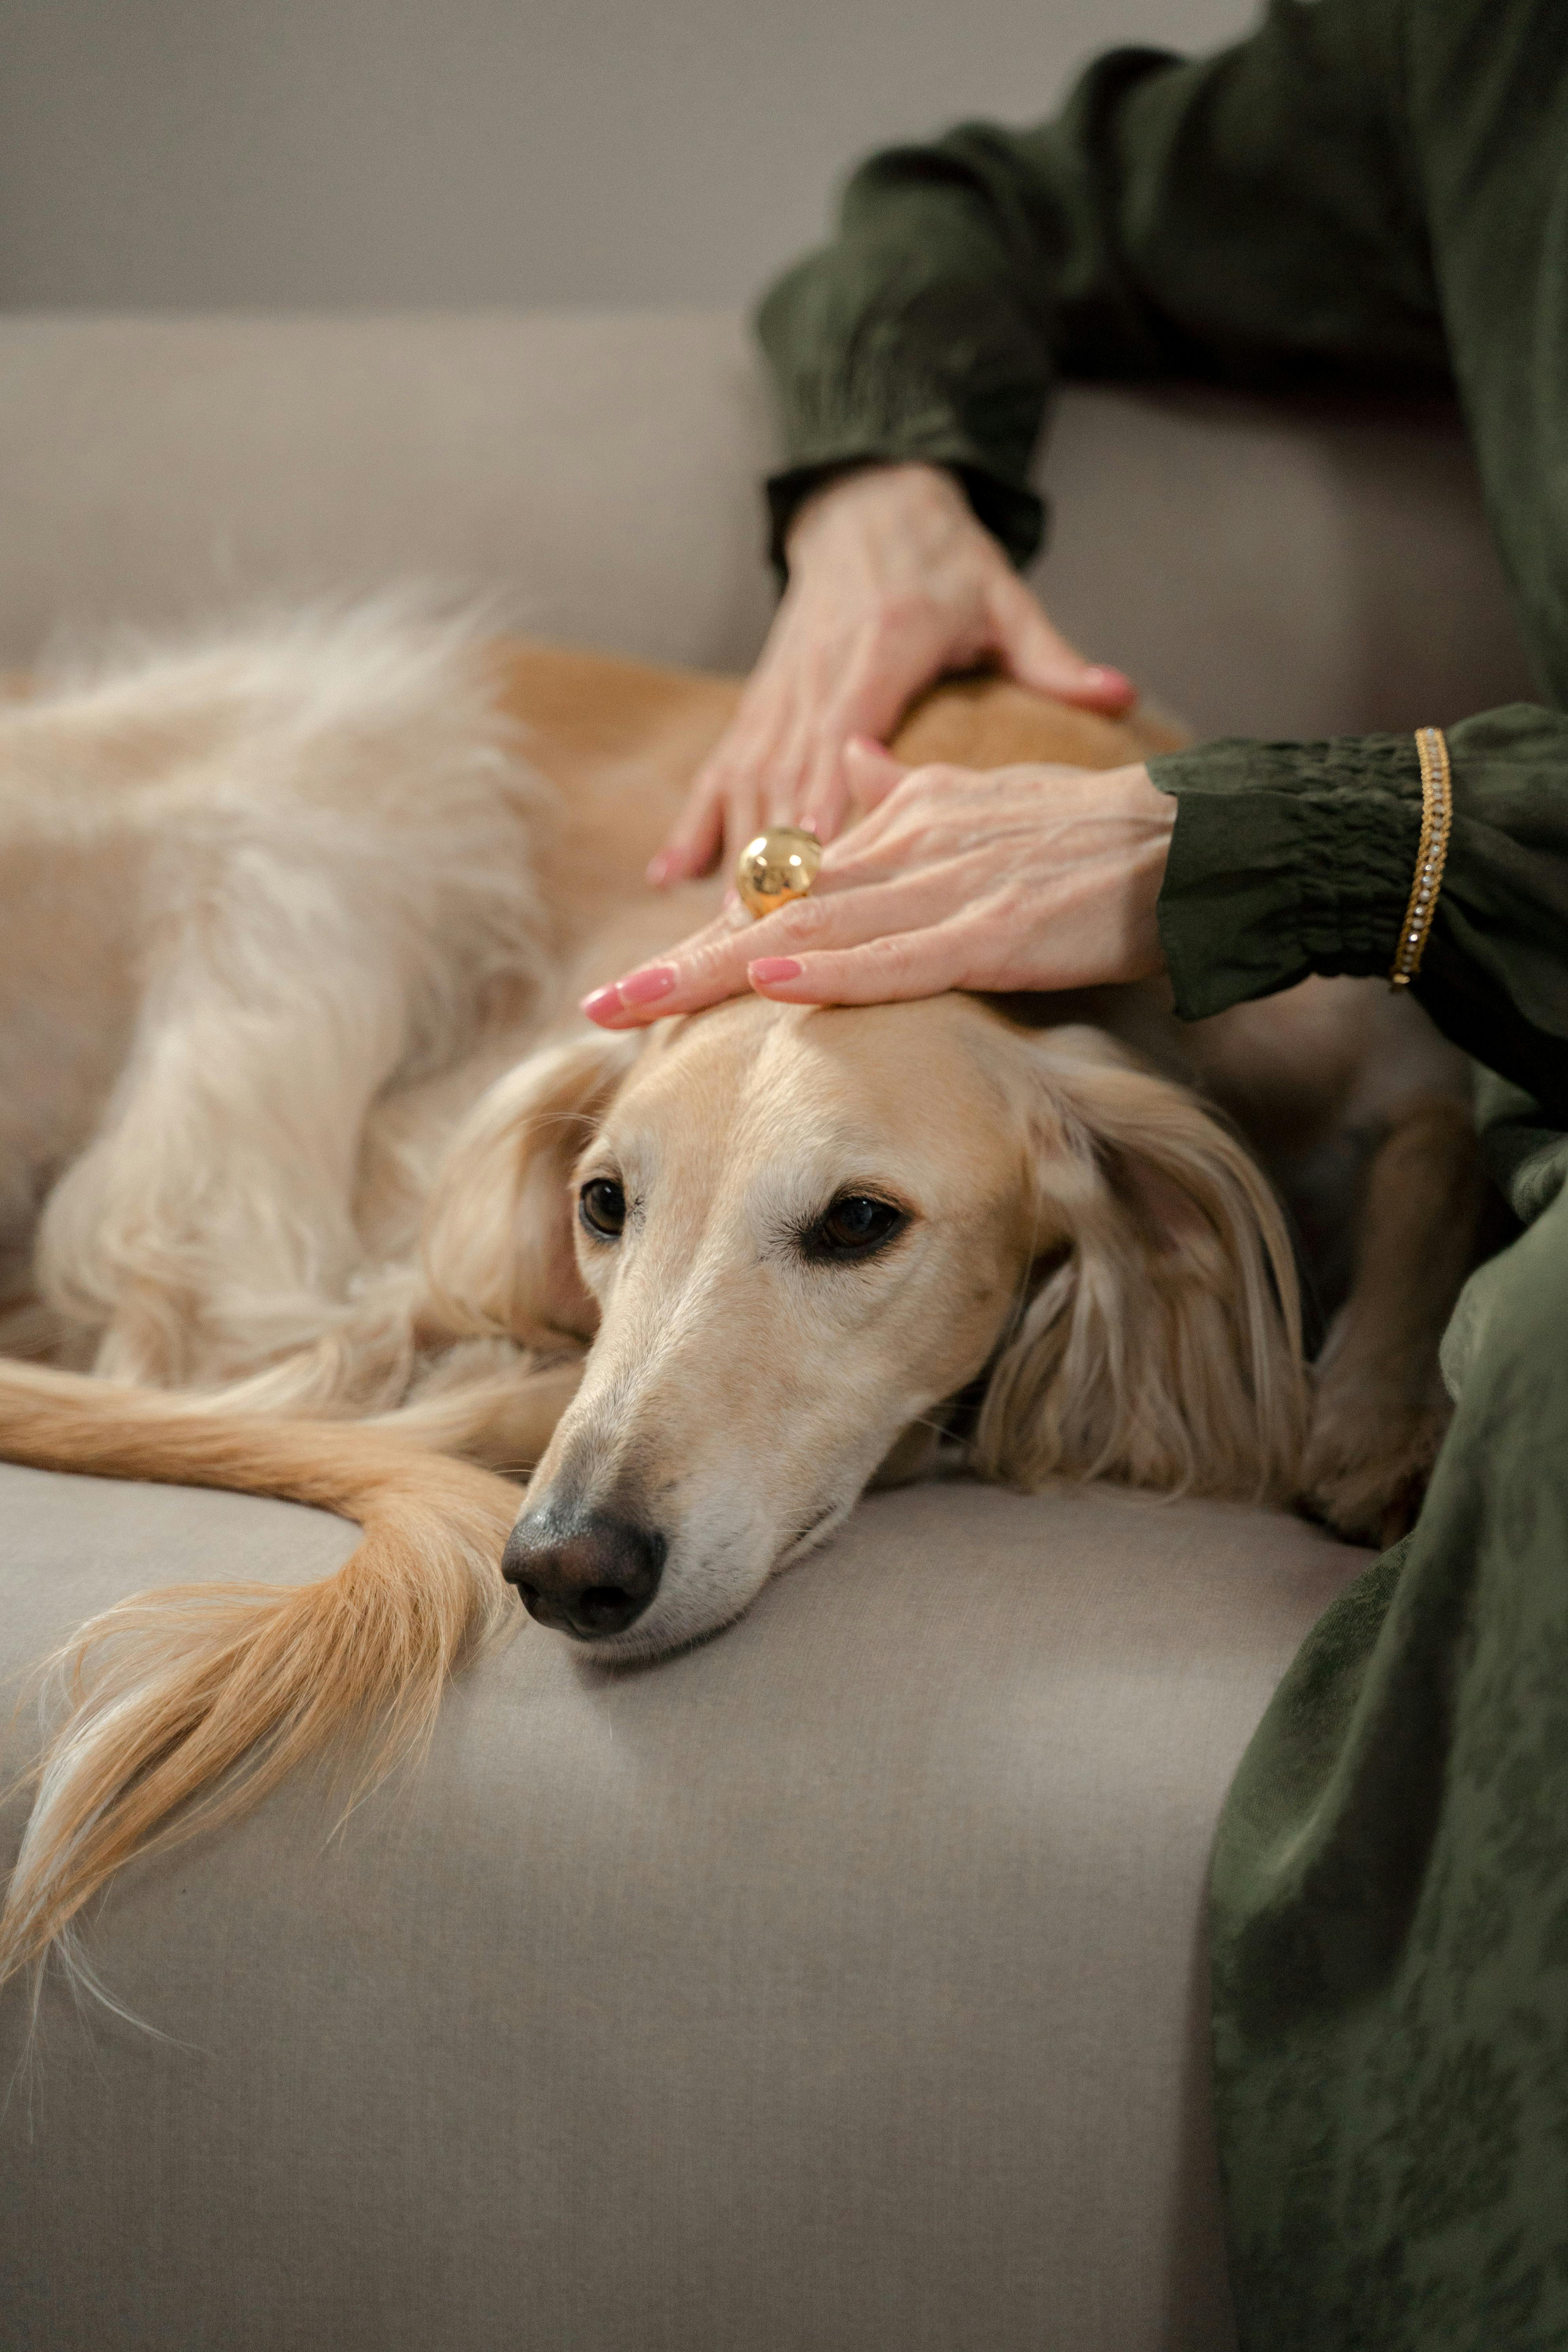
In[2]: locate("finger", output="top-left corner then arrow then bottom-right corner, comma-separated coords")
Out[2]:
578,902 -> 743,1028
795,741 -> 854,843
759,690 -> 873,838
654,697 -> 805,880
721,783 -> 765,871
842,735 -> 909,815
759,735 -> 822,831
748,917 -> 984,1007
989,577 -> 1136,714
651,776 -> 728,885
580,867 -> 971,1026
769,635 -> 920,832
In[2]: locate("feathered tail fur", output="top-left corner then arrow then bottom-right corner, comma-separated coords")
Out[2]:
0,1359 -> 518,1996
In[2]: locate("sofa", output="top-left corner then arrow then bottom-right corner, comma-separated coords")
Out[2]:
0,313 -> 1536,2352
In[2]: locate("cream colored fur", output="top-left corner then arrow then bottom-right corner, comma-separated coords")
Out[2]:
2,607 -> 552,1391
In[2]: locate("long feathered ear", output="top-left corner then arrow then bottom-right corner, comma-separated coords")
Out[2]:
974,1030 -> 1306,1504
420,1030 -> 641,1348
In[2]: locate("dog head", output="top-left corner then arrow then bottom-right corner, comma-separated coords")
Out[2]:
422,992 -> 1304,1656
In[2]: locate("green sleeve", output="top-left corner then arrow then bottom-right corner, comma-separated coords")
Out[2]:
759,0 -> 1448,568
1148,710 -> 1568,1122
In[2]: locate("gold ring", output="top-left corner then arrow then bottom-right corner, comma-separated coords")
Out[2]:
735,827 -> 823,920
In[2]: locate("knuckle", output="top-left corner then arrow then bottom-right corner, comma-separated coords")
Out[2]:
772,893 -> 831,944
870,589 -> 937,637
686,940 -> 745,992
857,929 -> 911,977
893,761 -> 956,807
682,775 -> 727,819
856,614 -> 929,675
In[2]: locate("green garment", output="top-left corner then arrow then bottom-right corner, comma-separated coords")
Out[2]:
758,4 -> 1568,2344
758,0 -> 1568,1112
1212,1119 -> 1568,2349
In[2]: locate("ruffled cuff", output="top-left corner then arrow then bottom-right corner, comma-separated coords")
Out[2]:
1146,733 -> 1424,1019
756,243 -> 1052,578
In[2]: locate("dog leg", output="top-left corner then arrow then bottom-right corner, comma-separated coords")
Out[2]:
1302,1095 -> 1492,1546
35,963 -> 411,1390
376,1341 -> 585,1472
14,611 -> 553,1396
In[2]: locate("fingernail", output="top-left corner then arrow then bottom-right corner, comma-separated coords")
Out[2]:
580,984 -> 624,1023
646,852 -> 677,887
750,957 -> 803,985
846,735 -> 889,758
617,963 -> 678,1006
1083,666 -> 1134,699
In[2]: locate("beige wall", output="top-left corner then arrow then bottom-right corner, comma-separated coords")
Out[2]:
0,0 -> 1252,311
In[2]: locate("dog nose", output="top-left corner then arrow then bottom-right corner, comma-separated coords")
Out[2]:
501,1508 -> 665,1641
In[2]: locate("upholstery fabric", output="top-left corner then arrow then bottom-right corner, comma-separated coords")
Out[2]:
0,315 -> 1532,742
0,1466 -> 1361,2351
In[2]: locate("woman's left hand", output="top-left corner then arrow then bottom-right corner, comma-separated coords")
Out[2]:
582,743 -> 1176,1026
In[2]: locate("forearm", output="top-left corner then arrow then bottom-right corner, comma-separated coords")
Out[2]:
1150,707 -> 1568,1121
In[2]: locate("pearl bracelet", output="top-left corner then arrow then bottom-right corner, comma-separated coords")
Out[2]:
1390,727 -> 1452,989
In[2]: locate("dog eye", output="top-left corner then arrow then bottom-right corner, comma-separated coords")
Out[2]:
578,1178 -> 627,1240
800,1194 -> 906,1262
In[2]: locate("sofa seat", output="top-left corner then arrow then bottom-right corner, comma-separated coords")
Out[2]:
0,1462 -> 1361,2351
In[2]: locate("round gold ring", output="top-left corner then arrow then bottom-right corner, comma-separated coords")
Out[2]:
735,826 -> 823,920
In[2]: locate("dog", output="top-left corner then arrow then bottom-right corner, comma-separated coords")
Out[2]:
0,607 -> 1487,1991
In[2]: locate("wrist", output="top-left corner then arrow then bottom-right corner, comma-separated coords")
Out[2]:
1113,763 -> 1175,968
783,461 -> 969,569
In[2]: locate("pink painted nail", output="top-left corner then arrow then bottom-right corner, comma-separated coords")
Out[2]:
617,963 -> 678,1006
580,984 -> 624,1023
750,957 -> 804,985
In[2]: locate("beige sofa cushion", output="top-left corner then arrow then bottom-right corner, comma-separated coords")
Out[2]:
0,313 -> 1534,741
0,1461 -> 1362,2351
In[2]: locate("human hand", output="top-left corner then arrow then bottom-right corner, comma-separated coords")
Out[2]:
587,743 -> 1174,1024
648,462 -> 1136,886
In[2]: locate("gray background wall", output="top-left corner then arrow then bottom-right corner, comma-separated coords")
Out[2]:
0,0 -> 1251,311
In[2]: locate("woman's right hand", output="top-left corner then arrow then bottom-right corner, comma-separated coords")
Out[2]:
648,459 -> 1136,885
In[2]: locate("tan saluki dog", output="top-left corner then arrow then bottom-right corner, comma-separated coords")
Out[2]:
0,611 -> 1482,1993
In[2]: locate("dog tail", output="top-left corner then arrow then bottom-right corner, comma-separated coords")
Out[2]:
0,1359 -> 518,1996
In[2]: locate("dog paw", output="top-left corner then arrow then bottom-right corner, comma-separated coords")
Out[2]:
1300,1388 -> 1451,1549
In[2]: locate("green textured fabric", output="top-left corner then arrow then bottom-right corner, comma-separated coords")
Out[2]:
757,5 -> 1568,2343
1212,1178 -> 1568,2348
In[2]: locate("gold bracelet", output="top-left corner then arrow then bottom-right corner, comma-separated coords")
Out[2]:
1390,726 -> 1452,988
